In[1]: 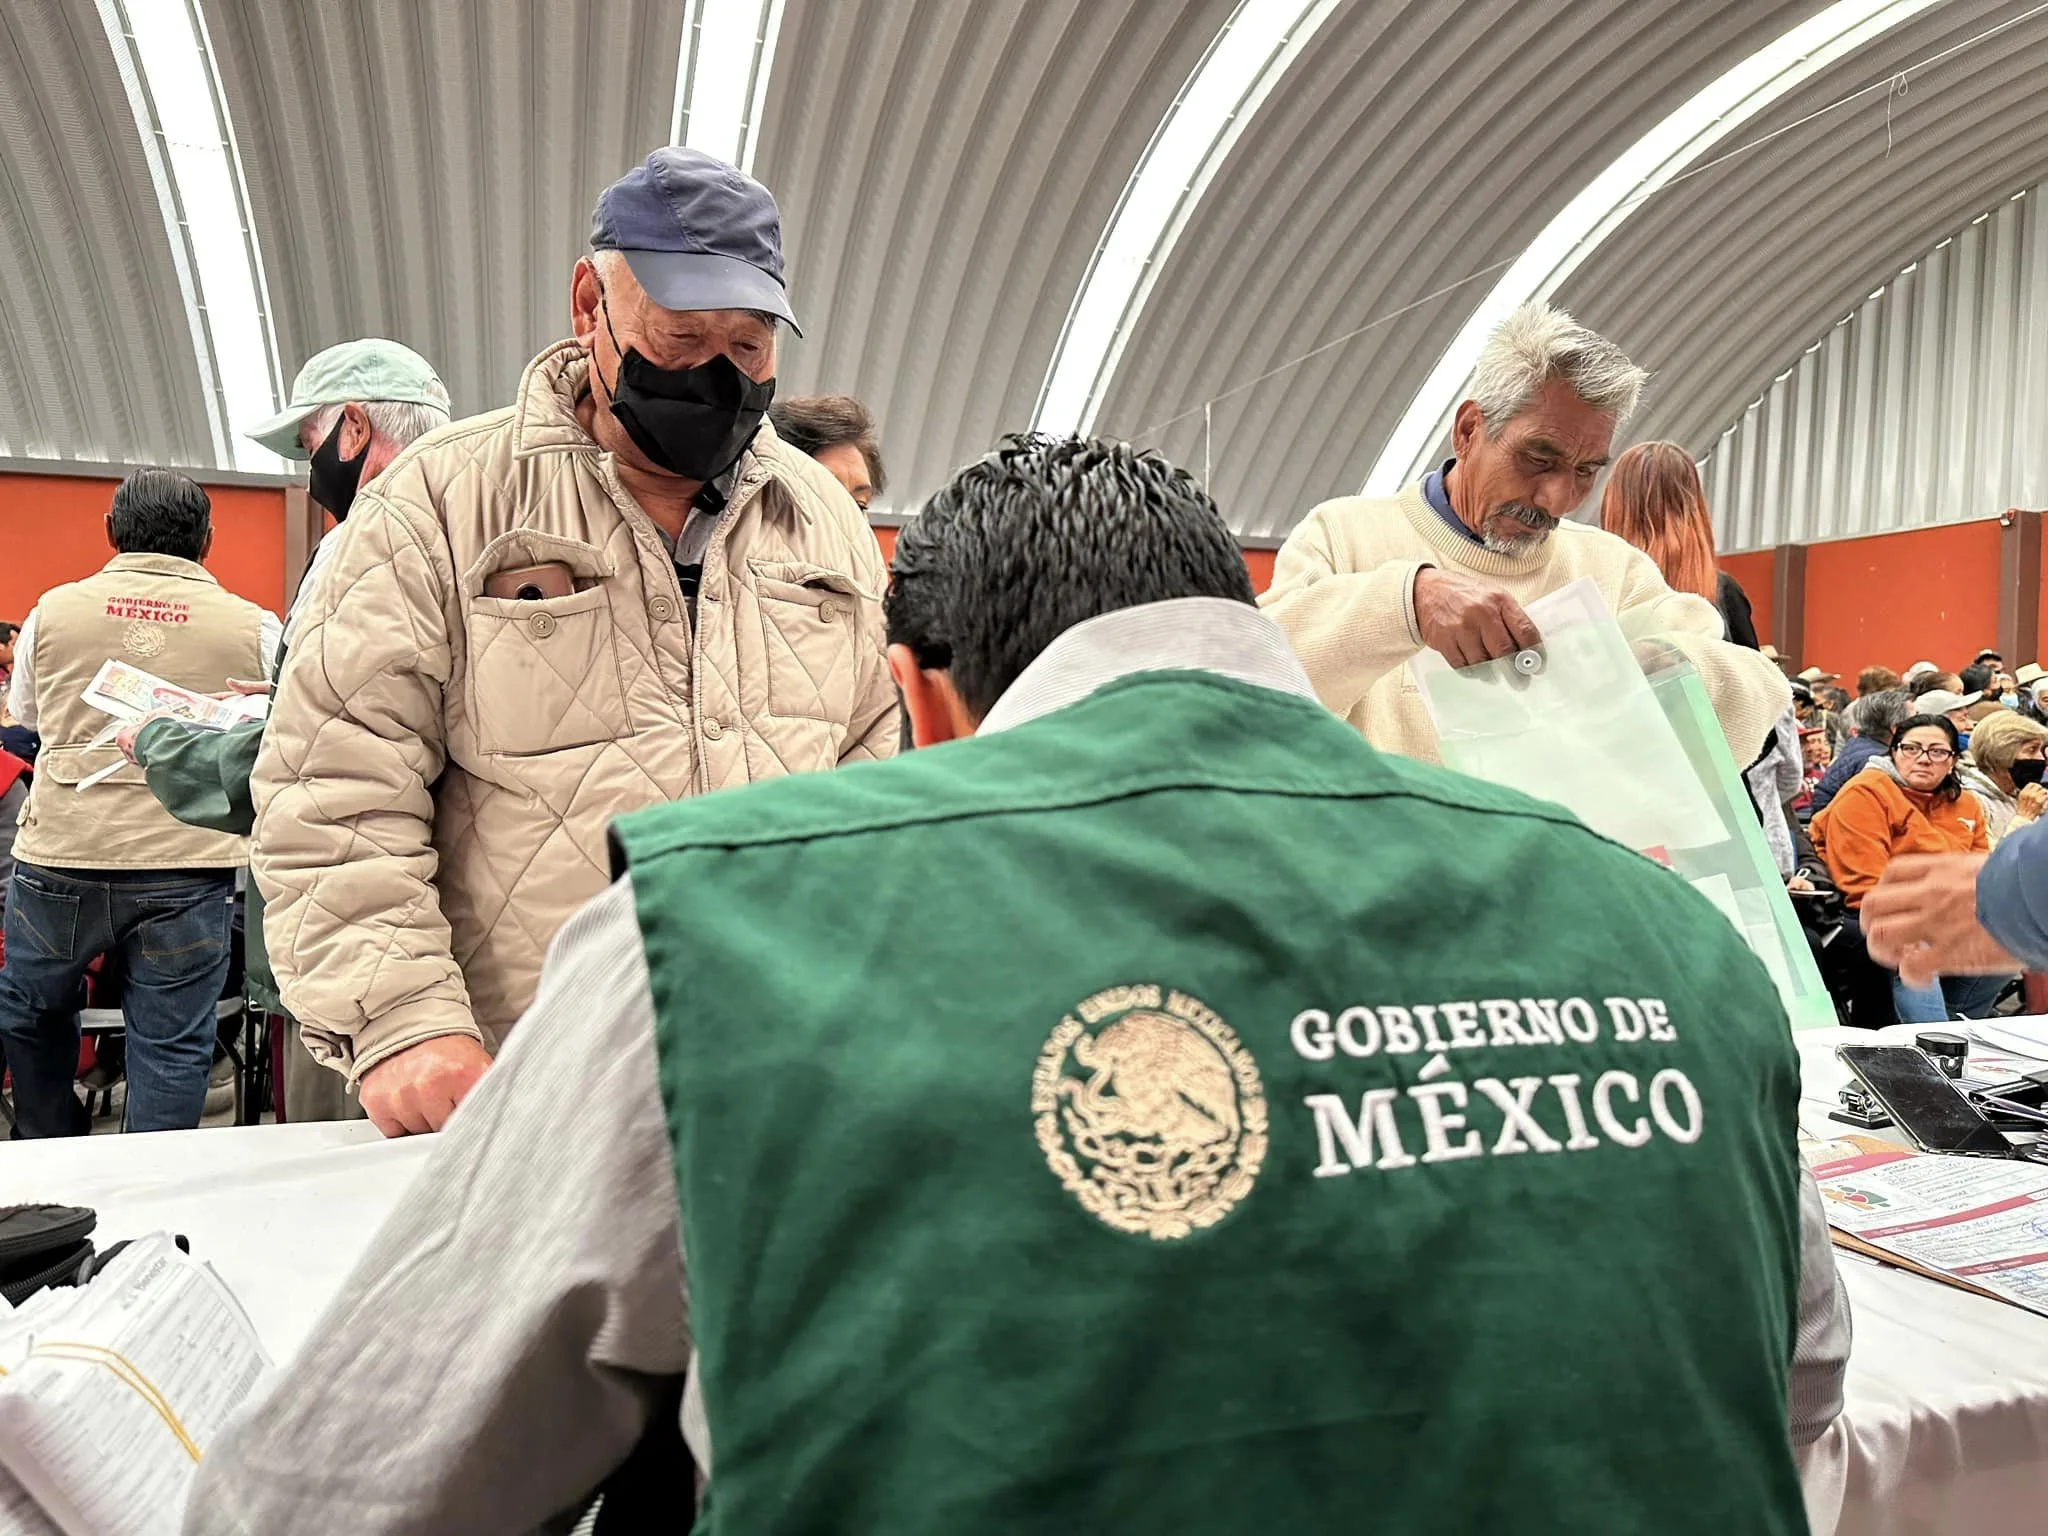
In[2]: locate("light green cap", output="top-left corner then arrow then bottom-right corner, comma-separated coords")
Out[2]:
245,338 -> 452,459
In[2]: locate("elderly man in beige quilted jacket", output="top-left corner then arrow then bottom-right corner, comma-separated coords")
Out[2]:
251,149 -> 899,1137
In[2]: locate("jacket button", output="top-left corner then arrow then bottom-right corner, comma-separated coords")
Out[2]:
530,612 -> 557,639
819,604 -> 839,624
703,717 -> 723,741
649,595 -> 675,622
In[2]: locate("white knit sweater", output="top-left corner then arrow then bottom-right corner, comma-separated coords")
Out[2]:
1260,482 -> 1790,766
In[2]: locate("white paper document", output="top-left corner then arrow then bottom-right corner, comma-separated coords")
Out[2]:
1807,1138 -> 2048,1316
71,661 -> 270,791
82,661 -> 267,733
0,1236 -> 272,1536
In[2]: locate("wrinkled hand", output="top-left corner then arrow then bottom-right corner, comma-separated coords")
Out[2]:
114,708 -> 183,764
2017,784 -> 2048,824
1862,853 -> 2016,987
359,1034 -> 494,1137
1412,567 -> 1541,669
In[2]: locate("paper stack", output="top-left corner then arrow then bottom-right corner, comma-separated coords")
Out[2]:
1805,1133 -> 2048,1316
0,1236 -> 271,1536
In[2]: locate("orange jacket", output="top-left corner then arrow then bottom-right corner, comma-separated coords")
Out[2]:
1811,765 -> 1989,908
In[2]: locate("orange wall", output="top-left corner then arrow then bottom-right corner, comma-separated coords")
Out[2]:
1800,520 -> 2003,681
2038,556 -> 2048,667
7,473 -> 2012,674
6,489 -> 1272,631
869,523 -> 1277,593
1718,550 -> 1775,645
0,472 -> 287,622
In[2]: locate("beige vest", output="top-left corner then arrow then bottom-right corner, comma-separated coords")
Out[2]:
15,554 -> 265,870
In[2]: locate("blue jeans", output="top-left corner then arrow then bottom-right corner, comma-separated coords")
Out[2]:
1890,972 -> 2013,1026
0,862 -> 233,1135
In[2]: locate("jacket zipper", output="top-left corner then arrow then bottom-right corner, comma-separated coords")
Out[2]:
600,454 -> 767,776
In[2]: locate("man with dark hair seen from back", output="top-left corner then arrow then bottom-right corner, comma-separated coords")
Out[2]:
189,433 -> 1845,1534
769,393 -> 887,510
0,470 -> 278,1134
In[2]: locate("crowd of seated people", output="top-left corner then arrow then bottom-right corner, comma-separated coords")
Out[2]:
1746,649 -> 2048,1028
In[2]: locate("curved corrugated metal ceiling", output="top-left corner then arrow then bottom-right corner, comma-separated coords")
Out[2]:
755,0 -> 1243,506
1557,0 -> 2048,479
1700,178 -> 2048,552
99,0 -> 288,472
1092,0 -> 1862,536
1364,0 -> 1943,498
201,0 -> 683,426
2,0 -> 2042,548
0,1 -> 214,464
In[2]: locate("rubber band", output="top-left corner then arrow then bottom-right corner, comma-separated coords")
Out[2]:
29,1342 -> 201,1462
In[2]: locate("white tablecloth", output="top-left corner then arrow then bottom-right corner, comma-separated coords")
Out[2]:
6,1039 -> 2048,1534
0,1122 -> 429,1365
1795,1023 -> 2048,1535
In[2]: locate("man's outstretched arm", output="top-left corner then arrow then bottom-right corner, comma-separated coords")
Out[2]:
184,880 -> 691,1535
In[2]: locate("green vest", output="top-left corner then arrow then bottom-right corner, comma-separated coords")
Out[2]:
615,671 -> 1808,1535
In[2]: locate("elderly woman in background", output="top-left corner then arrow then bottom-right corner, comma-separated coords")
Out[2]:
1813,713 -> 2011,1023
1959,709 -> 2048,844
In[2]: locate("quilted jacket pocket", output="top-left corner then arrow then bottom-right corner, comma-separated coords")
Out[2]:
750,560 -> 868,723
465,586 -> 628,755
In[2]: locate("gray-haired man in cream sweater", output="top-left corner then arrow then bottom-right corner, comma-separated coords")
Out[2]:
1262,302 -> 1787,766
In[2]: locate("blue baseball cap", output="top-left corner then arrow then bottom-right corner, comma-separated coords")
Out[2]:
590,148 -> 802,336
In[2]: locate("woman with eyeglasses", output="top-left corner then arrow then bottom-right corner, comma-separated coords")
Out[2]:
1812,712 -> 2011,1023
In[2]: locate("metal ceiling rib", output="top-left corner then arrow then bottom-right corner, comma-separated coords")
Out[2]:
754,0 -> 1243,510
1558,0 -> 2048,477
1093,0 -> 1842,538
0,1 -> 213,465
199,0 -> 683,423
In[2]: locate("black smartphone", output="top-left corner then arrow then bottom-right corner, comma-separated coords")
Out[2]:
1837,1045 -> 2014,1158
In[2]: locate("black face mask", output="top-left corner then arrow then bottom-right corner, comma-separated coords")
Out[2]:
599,292 -> 774,483
2013,758 -> 2048,790
308,414 -> 369,521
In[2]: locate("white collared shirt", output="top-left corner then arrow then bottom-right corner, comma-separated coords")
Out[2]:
182,596 -> 1847,1534
977,597 -> 1316,735
181,595 -> 1332,1532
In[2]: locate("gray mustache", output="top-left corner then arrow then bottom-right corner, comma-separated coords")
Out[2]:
1495,503 -> 1557,532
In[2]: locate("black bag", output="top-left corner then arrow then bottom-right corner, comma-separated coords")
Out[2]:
0,1204 -> 97,1307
